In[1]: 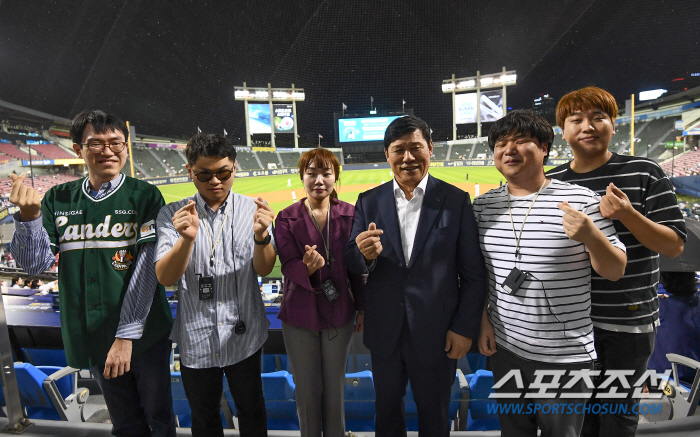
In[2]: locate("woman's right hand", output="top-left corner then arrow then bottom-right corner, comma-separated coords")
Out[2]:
302,244 -> 325,276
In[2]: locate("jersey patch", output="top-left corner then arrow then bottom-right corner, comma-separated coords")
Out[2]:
140,219 -> 156,240
111,249 -> 134,271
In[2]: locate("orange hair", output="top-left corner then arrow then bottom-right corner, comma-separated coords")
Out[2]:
556,86 -> 618,129
297,148 -> 340,203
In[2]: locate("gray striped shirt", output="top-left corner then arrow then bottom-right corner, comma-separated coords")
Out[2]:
155,190 -> 275,368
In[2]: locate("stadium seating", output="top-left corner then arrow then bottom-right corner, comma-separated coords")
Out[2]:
433,145 -> 448,160
660,149 -> 700,177
23,349 -> 68,367
0,143 -> 31,161
1,363 -> 89,422
26,144 -> 74,159
0,174 -> 80,198
151,148 -> 187,176
344,371 -> 375,431
236,151 -> 258,170
132,148 -> 165,178
279,151 -> 300,169
463,369 -> 500,431
256,151 -> 280,170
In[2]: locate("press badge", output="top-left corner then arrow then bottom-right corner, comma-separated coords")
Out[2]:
199,275 -> 214,300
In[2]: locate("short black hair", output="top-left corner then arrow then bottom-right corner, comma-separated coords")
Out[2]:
186,134 -> 237,166
70,110 -> 129,145
11,276 -> 20,286
660,272 -> 698,297
487,110 -> 553,165
383,115 -> 431,150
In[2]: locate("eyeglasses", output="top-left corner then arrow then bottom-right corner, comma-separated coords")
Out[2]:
193,169 -> 233,182
81,141 -> 127,153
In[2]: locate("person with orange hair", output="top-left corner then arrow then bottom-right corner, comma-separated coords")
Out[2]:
275,148 -> 365,436
547,86 -> 687,437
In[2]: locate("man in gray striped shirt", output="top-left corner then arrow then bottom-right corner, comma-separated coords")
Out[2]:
548,87 -> 686,437
476,110 -> 626,437
155,134 -> 277,437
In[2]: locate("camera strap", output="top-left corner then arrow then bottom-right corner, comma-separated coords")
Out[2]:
306,199 -> 333,269
506,177 -> 548,262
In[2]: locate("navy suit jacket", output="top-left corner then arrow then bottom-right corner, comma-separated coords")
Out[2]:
344,175 -> 487,364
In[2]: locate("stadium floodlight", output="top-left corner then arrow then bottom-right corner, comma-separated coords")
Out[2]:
442,67 -> 516,139
639,89 -> 667,101
235,82 -> 305,148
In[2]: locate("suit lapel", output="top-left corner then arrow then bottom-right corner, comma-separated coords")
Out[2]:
408,176 -> 444,269
378,183 -> 406,267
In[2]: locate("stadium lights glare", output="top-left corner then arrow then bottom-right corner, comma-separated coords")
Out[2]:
442,70 -> 516,93
235,86 -> 305,101
639,89 -> 667,101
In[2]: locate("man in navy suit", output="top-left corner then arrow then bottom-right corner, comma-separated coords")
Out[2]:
344,116 -> 488,436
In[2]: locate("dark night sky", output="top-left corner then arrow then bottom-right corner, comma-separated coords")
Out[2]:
1,0 -> 698,146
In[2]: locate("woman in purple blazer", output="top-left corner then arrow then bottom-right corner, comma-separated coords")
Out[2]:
275,148 -> 365,436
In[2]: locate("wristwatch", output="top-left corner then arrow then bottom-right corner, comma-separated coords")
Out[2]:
254,233 -> 272,245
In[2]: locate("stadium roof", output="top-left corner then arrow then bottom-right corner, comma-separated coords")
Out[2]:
1,0 -> 699,144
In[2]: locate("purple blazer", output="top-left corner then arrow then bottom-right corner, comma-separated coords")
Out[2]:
275,198 -> 365,331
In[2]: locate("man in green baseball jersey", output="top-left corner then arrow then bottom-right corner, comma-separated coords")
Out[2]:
10,110 -> 176,436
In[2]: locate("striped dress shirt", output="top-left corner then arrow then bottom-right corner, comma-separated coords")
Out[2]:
11,173 -> 157,340
155,190 -> 275,368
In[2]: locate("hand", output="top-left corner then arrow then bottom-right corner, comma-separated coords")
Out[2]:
172,200 -> 199,241
355,222 -> 383,261
445,330 -> 471,360
354,311 -> 364,333
302,244 -> 325,276
478,315 -> 497,356
253,197 -> 275,239
558,201 -> 596,244
600,183 -> 633,220
103,338 -> 132,379
9,173 -> 42,222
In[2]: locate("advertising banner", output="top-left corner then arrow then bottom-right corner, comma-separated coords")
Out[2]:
272,104 -> 295,133
249,104 -> 272,134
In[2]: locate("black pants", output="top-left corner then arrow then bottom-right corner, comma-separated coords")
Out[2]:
581,327 -> 656,437
91,333 -> 176,437
180,348 -> 267,437
491,346 -> 593,437
371,320 -> 457,437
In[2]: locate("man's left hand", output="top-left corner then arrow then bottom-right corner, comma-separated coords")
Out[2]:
104,338 -> 133,379
445,330 -> 471,359
600,183 -> 633,220
253,197 -> 275,239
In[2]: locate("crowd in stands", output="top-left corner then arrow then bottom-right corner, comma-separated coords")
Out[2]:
660,148 -> 700,177
0,173 -> 79,199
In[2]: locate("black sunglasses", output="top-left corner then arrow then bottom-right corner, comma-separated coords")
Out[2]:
193,169 -> 233,182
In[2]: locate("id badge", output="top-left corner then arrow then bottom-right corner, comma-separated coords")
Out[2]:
199,275 -> 214,300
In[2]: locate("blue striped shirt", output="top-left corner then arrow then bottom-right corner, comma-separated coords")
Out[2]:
11,174 -> 157,339
155,191 -> 275,368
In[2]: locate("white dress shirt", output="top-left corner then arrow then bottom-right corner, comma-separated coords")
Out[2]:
392,173 -> 429,264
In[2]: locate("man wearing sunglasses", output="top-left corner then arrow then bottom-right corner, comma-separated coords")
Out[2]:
155,134 -> 276,437
10,110 -> 176,436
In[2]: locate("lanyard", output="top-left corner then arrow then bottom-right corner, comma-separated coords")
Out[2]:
507,178 -> 548,260
306,199 -> 333,266
198,202 -> 231,267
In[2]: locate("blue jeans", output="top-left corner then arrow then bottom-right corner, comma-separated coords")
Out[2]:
92,333 -> 176,437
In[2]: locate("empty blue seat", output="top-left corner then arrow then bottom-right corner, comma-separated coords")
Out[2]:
262,371 -> 299,430
344,371 -> 375,431
261,354 -> 277,373
465,369 -> 500,431
457,353 -> 487,375
2,363 -> 89,421
22,349 -> 68,368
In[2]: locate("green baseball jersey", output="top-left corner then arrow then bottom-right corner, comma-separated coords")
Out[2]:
41,175 -> 173,368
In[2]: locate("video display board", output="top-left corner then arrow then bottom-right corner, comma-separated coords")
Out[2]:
338,116 -> 404,143
455,90 -> 504,124
249,104 -> 271,134
272,104 -> 295,133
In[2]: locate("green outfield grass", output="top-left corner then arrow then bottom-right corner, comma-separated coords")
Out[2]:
157,166 -> 549,277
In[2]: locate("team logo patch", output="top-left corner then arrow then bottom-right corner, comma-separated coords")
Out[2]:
111,249 -> 134,271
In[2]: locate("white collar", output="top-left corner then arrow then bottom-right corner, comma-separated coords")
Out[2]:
393,172 -> 430,198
